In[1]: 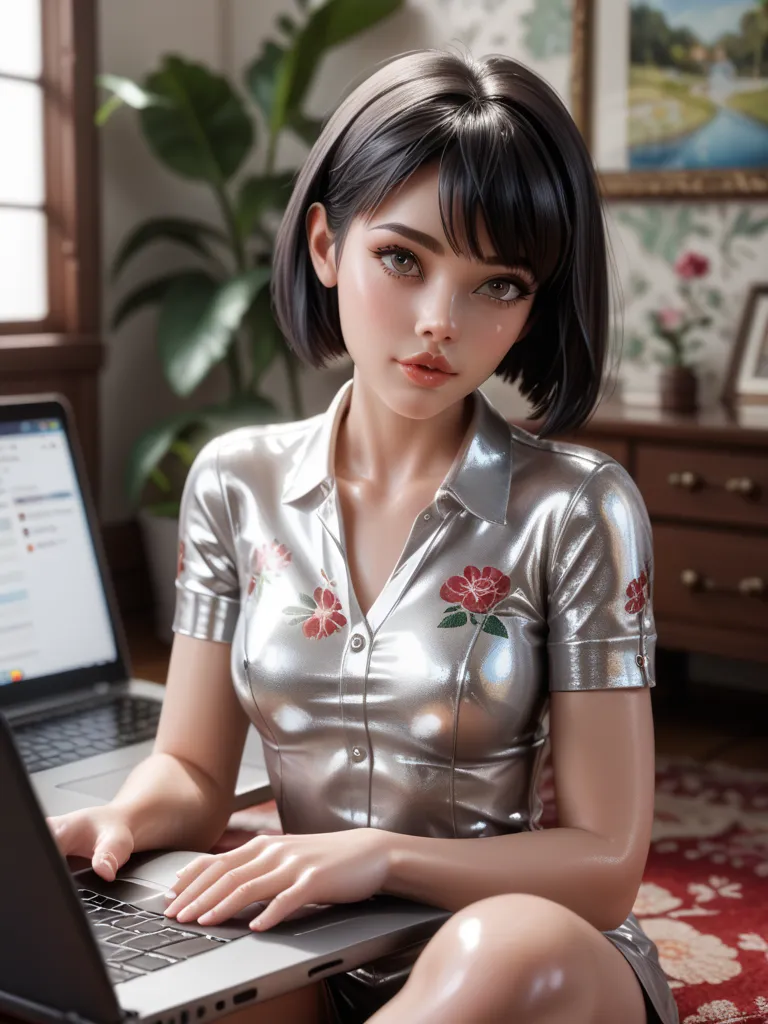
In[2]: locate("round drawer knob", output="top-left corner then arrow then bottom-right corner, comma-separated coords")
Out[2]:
680,569 -> 701,590
668,470 -> 701,490
738,577 -> 765,597
725,476 -> 758,497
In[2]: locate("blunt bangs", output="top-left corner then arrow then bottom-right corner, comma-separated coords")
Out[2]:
272,49 -> 611,436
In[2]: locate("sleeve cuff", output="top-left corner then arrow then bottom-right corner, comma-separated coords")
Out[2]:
172,581 -> 240,643
548,634 -> 656,691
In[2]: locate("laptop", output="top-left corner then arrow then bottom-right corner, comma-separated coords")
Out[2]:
0,393 -> 270,817
0,712 -> 450,1024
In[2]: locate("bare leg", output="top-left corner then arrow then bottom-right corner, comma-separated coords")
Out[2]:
368,894 -> 649,1024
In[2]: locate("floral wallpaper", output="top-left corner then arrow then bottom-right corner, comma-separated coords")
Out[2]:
437,0 -> 768,405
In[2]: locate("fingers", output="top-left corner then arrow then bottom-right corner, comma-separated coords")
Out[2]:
92,826 -> 133,882
166,839 -> 275,918
250,878 -> 315,931
195,867 -> 288,927
46,813 -> 132,882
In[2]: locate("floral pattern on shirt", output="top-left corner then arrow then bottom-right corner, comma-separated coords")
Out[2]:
283,567 -> 348,640
438,564 -> 511,638
625,558 -> 652,614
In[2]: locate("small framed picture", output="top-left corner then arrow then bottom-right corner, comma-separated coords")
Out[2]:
571,0 -> 768,198
721,284 -> 768,407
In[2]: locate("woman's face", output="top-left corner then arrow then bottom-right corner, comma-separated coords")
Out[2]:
308,161 -> 537,421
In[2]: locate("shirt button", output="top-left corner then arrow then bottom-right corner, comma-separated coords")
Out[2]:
635,654 -> 646,667
350,633 -> 366,652
351,746 -> 367,762
423,512 -> 431,521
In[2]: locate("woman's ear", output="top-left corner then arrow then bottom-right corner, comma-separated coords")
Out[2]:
306,202 -> 337,288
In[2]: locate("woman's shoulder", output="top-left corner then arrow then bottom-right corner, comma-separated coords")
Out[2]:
507,422 -> 628,486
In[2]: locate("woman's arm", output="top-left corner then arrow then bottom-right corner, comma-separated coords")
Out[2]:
111,632 -> 251,853
379,686 -> 655,933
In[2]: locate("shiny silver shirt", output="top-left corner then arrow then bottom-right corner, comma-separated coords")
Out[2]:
173,378 -> 678,1024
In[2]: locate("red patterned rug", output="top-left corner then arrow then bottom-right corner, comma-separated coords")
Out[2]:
216,755 -> 768,1024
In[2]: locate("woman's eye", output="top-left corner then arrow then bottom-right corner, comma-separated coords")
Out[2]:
476,279 -> 525,303
379,249 -> 420,277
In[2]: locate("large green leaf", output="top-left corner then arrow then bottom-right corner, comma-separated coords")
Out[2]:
140,56 -> 254,183
244,41 -> 287,127
111,269 -> 216,331
246,0 -> 403,140
277,0 -> 404,126
236,172 -> 295,238
125,409 -> 205,507
126,395 -> 281,507
95,73 -> 170,125
111,217 -> 228,280
158,268 -> 271,396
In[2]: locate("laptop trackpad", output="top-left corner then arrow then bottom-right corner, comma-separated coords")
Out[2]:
57,759 -> 264,802
57,765 -> 136,801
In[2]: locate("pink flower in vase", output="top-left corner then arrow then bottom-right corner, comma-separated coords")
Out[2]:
674,252 -> 709,279
657,308 -> 685,331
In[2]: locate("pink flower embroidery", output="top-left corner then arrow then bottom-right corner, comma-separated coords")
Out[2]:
625,559 -> 652,614
674,251 -> 709,279
439,565 -> 511,638
282,568 -> 347,640
177,539 -> 185,579
301,587 -> 348,640
248,538 -> 292,595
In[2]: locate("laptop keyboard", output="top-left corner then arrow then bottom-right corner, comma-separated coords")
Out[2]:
13,696 -> 162,773
79,888 -> 233,985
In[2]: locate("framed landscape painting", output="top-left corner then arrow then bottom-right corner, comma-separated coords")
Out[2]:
572,0 -> 768,197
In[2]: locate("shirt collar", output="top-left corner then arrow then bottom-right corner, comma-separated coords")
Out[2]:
282,377 -> 512,526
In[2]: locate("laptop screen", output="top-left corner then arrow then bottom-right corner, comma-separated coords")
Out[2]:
0,404 -> 124,704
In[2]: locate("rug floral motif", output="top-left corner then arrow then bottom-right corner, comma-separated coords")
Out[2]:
216,755 -> 768,1023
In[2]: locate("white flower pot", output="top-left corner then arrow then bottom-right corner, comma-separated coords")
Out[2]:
138,509 -> 180,646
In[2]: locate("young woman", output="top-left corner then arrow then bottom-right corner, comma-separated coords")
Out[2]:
49,49 -> 678,1024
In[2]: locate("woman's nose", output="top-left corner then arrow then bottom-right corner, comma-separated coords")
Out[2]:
414,282 -> 460,343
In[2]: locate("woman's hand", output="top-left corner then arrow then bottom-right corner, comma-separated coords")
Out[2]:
46,805 -> 135,881
163,827 -> 391,931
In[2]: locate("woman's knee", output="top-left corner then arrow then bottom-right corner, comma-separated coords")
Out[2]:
403,894 -> 595,1019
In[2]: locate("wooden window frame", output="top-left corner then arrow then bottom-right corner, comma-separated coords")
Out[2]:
0,0 -> 100,337
0,0 -> 103,492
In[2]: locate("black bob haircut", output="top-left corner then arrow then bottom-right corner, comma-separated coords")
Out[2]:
272,48 -> 613,437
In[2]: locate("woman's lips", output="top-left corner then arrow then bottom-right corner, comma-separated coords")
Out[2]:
397,361 -> 456,389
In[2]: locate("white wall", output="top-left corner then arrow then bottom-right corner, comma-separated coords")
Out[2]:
97,0 -> 561,523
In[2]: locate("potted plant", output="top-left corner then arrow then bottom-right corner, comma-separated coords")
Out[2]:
98,0 -> 403,641
647,251 -> 712,414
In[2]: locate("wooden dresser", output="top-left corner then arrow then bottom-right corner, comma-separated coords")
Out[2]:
513,403 -> 768,666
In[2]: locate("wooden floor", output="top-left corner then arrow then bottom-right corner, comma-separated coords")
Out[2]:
124,615 -> 768,774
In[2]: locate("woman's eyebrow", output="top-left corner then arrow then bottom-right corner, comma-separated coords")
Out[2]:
368,221 -> 532,272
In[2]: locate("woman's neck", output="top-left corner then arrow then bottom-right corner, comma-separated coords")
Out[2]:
334,372 -> 474,495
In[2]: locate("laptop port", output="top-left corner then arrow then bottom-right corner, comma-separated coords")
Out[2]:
232,989 -> 257,1005
308,958 -> 343,977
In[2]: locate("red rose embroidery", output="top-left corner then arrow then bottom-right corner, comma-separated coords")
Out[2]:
440,565 -> 511,613
247,538 -> 292,595
282,568 -> 347,640
439,565 -> 511,638
625,559 -> 652,614
176,539 -> 185,578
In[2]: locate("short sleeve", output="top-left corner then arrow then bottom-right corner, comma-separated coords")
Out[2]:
547,460 -> 655,691
172,437 -> 241,643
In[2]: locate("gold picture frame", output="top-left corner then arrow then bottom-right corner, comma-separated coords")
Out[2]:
571,0 -> 768,199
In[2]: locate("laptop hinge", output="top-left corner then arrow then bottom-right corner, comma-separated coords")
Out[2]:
3,682 -> 130,727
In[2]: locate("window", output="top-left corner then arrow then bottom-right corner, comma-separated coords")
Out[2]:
0,0 -> 99,335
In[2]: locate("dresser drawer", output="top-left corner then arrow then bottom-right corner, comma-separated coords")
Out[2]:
653,524 -> 768,632
636,444 -> 768,528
